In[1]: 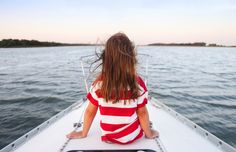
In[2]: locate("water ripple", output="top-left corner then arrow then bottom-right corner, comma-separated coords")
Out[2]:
1,46 -> 236,149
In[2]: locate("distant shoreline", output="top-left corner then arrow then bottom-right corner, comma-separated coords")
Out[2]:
136,44 -> 236,48
148,42 -> 236,47
0,39 -> 235,48
0,44 -> 100,49
0,44 -> 101,48
0,39 -> 98,48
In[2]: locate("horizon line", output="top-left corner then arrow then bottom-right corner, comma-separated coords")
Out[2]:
1,38 -> 236,47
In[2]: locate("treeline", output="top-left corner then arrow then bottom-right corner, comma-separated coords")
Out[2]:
148,42 -> 207,47
148,42 -> 236,47
0,39 -> 93,48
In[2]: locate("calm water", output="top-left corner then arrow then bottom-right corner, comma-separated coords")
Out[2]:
0,46 -> 236,149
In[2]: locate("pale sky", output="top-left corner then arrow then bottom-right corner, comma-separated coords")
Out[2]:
0,0 -> 236,45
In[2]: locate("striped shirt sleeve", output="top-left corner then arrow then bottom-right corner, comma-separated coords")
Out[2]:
86,84 -> 99,106
137,76 -> 148,108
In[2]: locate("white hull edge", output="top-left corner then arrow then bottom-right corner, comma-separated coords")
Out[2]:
0,97 -> 235,152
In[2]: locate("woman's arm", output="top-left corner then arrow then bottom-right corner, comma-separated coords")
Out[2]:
66,102 -> 98,139
136,105 -> 159,139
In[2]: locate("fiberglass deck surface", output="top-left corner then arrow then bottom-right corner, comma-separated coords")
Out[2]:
12,99 -> 224,152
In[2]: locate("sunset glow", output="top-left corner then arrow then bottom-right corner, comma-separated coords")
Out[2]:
0,0 -> 236,45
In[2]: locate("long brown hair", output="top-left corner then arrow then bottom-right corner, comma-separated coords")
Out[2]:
95,33 -> 140,103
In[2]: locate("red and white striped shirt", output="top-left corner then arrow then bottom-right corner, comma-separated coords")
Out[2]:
86,76 -> 148,144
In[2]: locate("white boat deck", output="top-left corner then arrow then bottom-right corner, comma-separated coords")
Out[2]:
1,97 -> 235,152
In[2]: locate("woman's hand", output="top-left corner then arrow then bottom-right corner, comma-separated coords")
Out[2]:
145,129 -> 159,139
66,131 -> 87,139
66,103 -> 98,139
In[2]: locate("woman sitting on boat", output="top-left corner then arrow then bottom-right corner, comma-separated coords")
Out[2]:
67,32 -> 159,144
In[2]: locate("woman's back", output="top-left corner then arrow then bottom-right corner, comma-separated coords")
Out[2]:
87,76 -> 148,144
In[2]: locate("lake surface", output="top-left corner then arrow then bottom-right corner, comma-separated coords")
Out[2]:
0,46 -> 236,149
